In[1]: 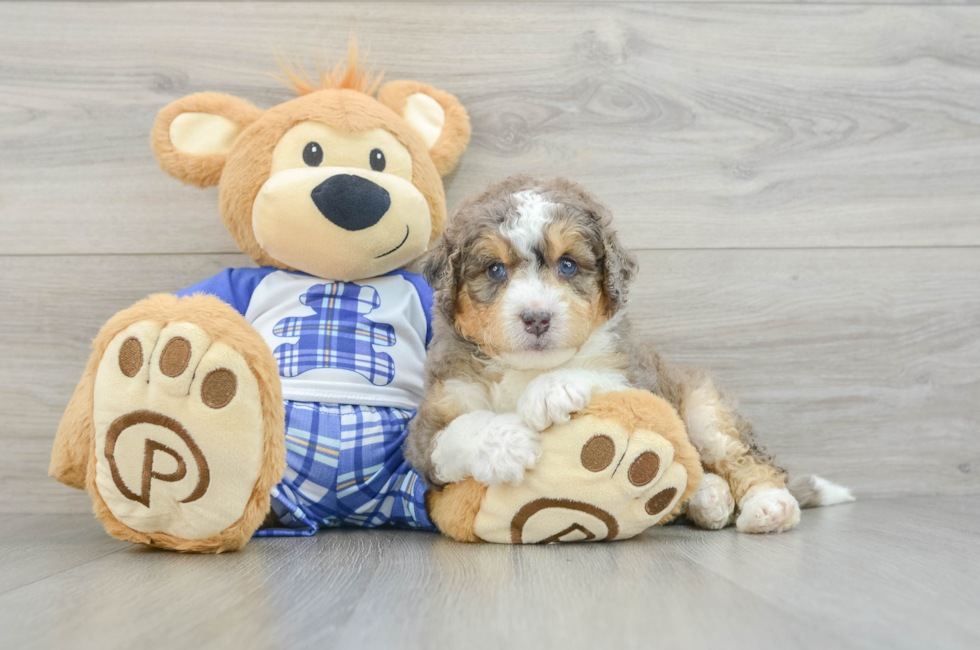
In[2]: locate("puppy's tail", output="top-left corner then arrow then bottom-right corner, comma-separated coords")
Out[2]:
788,475 -> 856,509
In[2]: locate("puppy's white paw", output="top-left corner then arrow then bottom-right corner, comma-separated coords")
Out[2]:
687,473 -> 735,530
432,412 -> 541,486
736,487 -> 801,534
470,414 -> 542,486
518,371 -> 598,431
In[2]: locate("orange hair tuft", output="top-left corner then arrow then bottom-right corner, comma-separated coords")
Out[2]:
273,34 -> 384,96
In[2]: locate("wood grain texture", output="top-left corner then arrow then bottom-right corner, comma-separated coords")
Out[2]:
2,3 -> 980,254
0,515 -> 128,595
2,249 -> 977,514
0,501 -> 977,650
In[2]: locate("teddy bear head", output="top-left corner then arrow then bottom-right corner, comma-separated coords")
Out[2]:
151,44 -> 470,282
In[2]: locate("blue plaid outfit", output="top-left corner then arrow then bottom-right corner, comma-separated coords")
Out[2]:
273,282 -> 397,386
176,268 -> 437,537
253,400 -> 435,535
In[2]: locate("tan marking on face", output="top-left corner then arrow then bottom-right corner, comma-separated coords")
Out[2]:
542,222 -> 609,348
454,290 -> 508,356
473,231 -> 516,267
452,221 -> 615,358
546,222 -> 621,322
451,231 -> 517,354
544,222 -> 596,273
552,275 -> 602,351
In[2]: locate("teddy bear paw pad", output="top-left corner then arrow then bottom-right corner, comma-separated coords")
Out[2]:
474,414 -> 688,544
91,321 -> 266,541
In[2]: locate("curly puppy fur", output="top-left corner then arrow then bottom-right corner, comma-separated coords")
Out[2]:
407,175 -> 801,534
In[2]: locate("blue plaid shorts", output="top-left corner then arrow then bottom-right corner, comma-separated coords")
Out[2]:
254,400 -> 436,536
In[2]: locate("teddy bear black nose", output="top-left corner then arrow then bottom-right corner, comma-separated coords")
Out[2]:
310,174 -> 391,231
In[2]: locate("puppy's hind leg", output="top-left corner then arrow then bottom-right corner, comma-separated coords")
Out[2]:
681,376 -> 800,534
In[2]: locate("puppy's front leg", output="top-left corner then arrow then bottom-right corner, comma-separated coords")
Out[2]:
431,411 -> 541,486
518,369 -> 629,431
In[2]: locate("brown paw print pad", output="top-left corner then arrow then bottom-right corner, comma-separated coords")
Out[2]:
201,369 -> 237,409
580,434 -> 677,518
117,335 -> 237,409
118,337 -> 143,377
645,488 -> 678,516
159,337 -> 192,377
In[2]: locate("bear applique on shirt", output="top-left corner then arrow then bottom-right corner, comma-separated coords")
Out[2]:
272,282 -> 397,386
175,268 -> 432,410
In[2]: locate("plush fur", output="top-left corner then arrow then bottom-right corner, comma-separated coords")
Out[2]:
425,478 -> 488,543
274,37 -> 385,96
53,44 -> 471,551
152,93 -> 264,189
377,80 -> 472,176
52,294 -> 286,553
150,41 -> 470,280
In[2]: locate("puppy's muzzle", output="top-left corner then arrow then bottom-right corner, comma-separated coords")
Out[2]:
521,310 -> 552,337
311,174 -> 391,231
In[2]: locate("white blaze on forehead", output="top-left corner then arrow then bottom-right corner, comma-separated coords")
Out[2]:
500,191 -> 556,258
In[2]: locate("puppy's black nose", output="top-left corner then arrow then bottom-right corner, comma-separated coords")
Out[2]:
310,174 -> 391,231
521,310 -> 551,337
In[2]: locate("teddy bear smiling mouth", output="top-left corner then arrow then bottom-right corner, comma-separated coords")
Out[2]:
375,225 -> 411,258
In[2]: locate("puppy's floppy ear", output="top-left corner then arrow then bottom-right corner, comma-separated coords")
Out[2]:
151,93 -> 264,188
377,81 -> 471,176
600,227 -> 639,315
572,185 -> 639,315
421,234 -> 460,322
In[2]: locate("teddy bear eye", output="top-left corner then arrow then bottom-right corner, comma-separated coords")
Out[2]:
370,148 -> 386,172
303,142 -> 323,167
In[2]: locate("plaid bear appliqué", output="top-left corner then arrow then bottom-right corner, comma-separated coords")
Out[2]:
272,282 -> 396,386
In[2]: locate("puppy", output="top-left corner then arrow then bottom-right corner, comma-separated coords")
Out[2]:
405,175 -> 853,534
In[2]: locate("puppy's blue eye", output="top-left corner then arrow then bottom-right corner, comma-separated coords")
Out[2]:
558,257 -> 578,275
487,263 -> 506,280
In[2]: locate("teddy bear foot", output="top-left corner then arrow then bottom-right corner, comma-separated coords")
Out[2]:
79,295 -> 286,552
433,390 -> 703,544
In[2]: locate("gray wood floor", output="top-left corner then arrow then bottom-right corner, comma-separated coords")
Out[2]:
0,498 -> 976,650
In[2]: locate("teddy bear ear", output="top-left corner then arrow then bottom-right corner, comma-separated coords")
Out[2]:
377,81 -> 471,176
151,93 -> 264,188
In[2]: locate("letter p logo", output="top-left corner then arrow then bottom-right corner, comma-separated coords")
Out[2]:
104,410 -> 210,508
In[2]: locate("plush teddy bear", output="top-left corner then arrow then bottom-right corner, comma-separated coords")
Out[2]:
49,44 -> 701,552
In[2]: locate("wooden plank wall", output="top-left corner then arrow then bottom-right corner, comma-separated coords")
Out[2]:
1,2 -> 978,514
